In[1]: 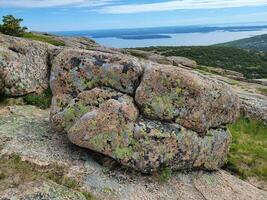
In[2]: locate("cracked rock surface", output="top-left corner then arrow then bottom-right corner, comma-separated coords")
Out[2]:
50,48 -> 239,173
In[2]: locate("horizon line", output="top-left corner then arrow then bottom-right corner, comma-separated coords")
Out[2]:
49,22 -> 267,33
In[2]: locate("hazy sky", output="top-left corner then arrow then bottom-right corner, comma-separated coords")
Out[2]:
0,0 -> 267,31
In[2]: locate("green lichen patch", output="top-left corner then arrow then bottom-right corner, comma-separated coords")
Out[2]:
88,130 -> 135,161
140,73 -> 185,121
62,102 -> 90,130
143,88 -> 184,120
114,147 -> 133,160
201,173 -> 218,186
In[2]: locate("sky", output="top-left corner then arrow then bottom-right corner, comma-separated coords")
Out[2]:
0,0 -> 267,31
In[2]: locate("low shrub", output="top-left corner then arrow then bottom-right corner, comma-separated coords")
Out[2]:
23,88 -> 52,109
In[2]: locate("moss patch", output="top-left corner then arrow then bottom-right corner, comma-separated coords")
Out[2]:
225,116 -> 267,181
23,88 -> 52,109
152,167 -> 172,183
114,147 -> 133,160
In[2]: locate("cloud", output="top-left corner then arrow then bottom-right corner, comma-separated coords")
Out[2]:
0,0 -> 118,8
1,0 -> 267,13
98,0 -> 267,14
76,0 -> 120,7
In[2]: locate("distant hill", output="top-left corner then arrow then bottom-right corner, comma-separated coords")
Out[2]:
216,34 -> 267,52
136,46 -> 267,79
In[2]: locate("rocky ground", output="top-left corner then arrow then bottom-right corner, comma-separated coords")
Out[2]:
0,105 -> 266,200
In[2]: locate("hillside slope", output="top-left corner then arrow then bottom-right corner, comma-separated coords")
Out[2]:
216,34 -> 267,52
136,46 -> 267,79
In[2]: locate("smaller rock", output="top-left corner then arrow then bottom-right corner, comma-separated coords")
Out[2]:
199,66 -> 245,81
238,92 -> 267,123
147,53 -> 173,65
135,63 -> 240,133
167,56 -> 197,69
52,87 -> 138,132
68,114 -> 231,173
250,79 -> 267,86
50,49 -> 144,96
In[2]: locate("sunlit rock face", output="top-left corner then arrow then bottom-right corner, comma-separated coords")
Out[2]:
50,48 -> 239,173
135,63 -> 239,133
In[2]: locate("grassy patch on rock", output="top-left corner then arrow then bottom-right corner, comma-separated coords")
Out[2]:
0,88 -> 52,109
151,167 -> 172,183
0,155 -> 64,191
0,154 -> 95,200
22,32 -> 65,46
225,116 -> 267,181
23,88 -> 52,109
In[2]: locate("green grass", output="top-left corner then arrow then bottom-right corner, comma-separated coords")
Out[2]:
226,116 -> 267,181
82,192 -> 95,200
23,88 -> 52,109
152,167 -> 172,183
22,32 -> 65,46
0,88 -> 52,109
124,49 -> 150,59
136,46 -> 267,79
257,87 -> 267,96
0,155 -> 65,191
159,167 -> 172,183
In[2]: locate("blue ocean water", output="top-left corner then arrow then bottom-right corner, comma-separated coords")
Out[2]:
54,25 -> 267,48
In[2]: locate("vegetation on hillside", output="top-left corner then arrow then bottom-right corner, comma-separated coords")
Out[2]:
22,32 -> 65,46
225,116 -> 267,181
136,46 -> 267,79
217,34 -> 267,52
0,15 -> 27,36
